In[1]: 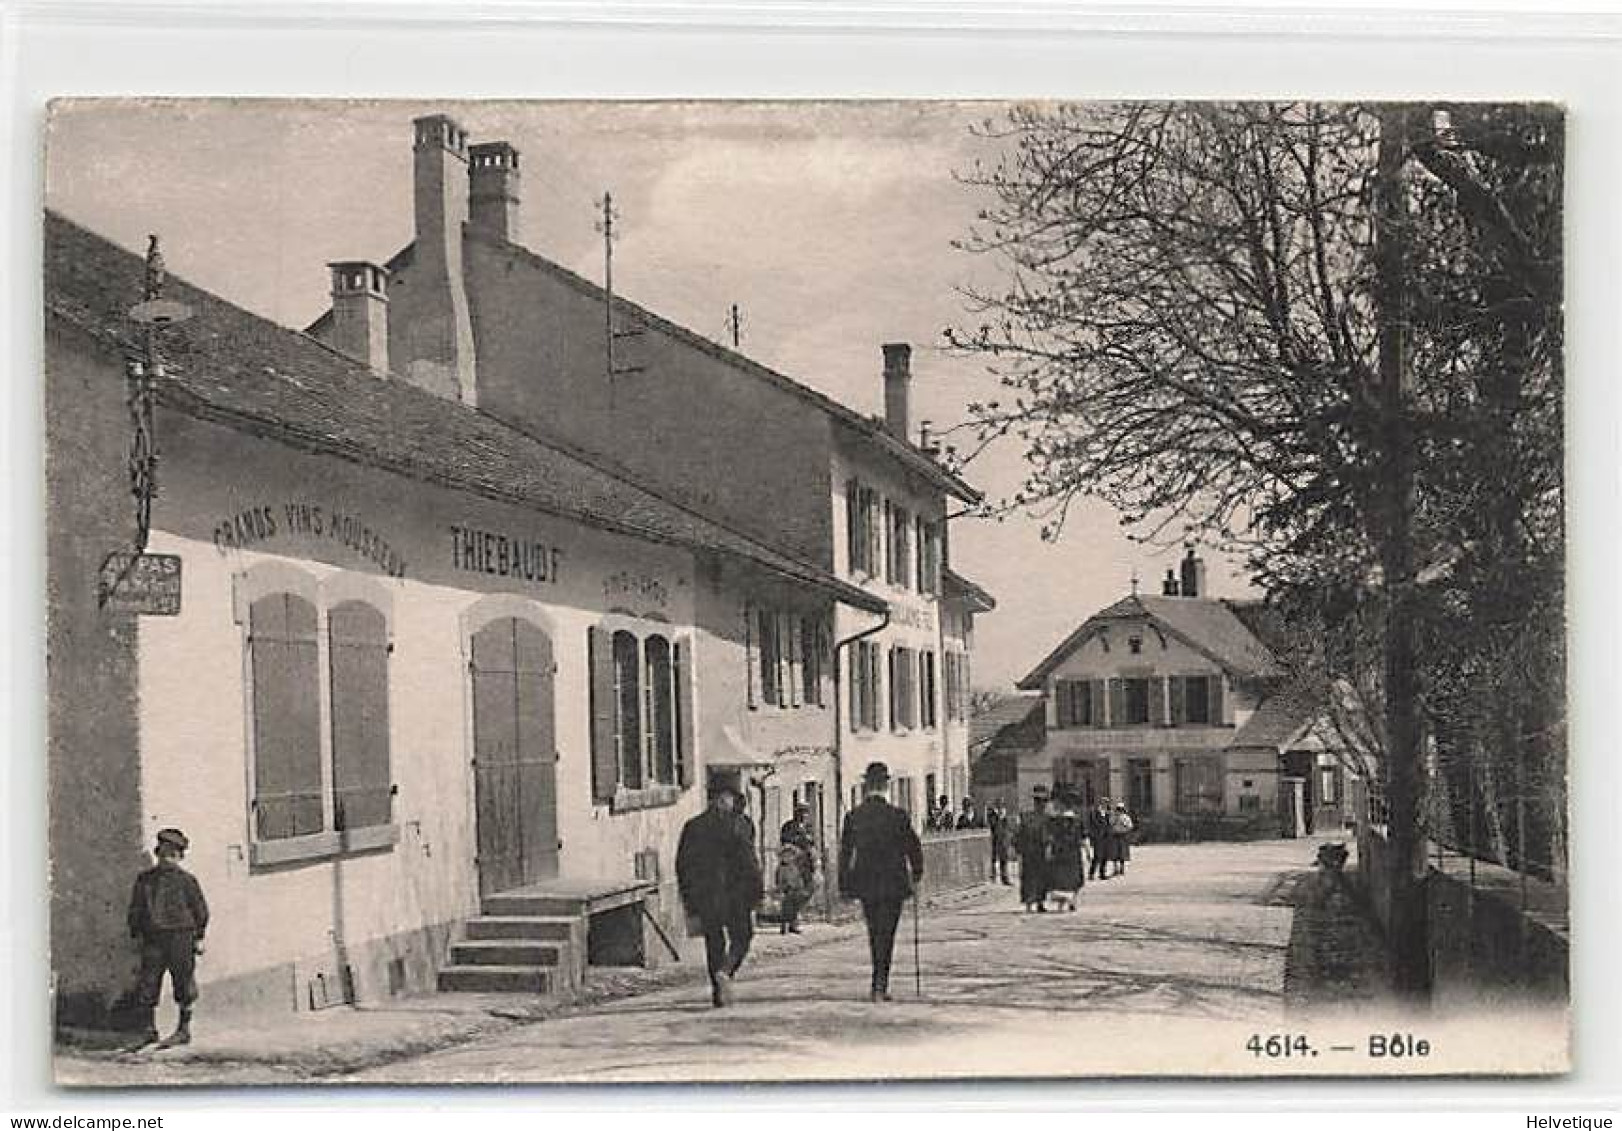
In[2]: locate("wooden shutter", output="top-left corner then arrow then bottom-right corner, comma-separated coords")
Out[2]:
1169,675 -> 1186,726
779,612 -> 795,708
1088,679 -> 1105,728
1210,674 -> 1225,725
674,638 -> 694,788
1155,676 -> 1170,726
1108,678 -> 1126,729
587,626 -> 618,803
250,593 -> 324,840
328,601 -> 391,830
845,478 -> 861,573
743,602 -> 758,709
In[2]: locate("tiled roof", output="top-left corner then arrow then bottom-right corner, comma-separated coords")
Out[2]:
943,569 -> 996,612
970,694 -> 1045,753
1017,592 -> 1282,689
44,210 -> 887,614
1230,682 -> 1322,750
312,226 -> 982,506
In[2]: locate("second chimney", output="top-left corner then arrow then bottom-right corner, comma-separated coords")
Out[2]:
883,342 -> 912,440
328,261 -> 390,374
1179,546 -> 1207,599
1162,568 -> 1180,597
468,141 -> 521,241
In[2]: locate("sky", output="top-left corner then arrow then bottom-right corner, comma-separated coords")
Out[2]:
44,98 -> 1251,691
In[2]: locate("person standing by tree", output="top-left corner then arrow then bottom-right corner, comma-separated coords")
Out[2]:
839,762 -> 924,1003
677,780 -> 763,1008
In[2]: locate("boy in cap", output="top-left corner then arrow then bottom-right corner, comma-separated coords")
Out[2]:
127,827 -> 209,1048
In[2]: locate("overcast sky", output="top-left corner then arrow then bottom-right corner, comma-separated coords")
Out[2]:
45,98 -> 1250,690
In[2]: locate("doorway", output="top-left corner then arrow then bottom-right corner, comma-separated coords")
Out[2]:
470,616 -> 559,896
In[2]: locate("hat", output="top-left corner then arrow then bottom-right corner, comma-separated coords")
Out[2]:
862,761 -> 892,787
706,771 -> 743,800
155,828 -> 189,853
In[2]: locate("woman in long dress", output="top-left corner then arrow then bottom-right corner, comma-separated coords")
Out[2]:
1046,787 -> 1087,911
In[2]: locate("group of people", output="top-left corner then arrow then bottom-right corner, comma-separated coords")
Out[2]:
926,795 -> 983,832
675,761 -> 924,1007
1007,786 -> 1135,913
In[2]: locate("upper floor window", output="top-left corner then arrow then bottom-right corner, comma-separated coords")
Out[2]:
845,479 -> 881,577
1055,678 -> 1094,728
850,639 -> 882,732
1170,674 -> 1221,725
916,518 -> 941,596
1122,677 -> 1152,725
887,502 -> 912,588
919,649 -> 939,730
888,645 -> 918,731
748,604 -> 826,710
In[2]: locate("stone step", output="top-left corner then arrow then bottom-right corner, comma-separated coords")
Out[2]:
450,939 -> 563,967
436,964 -> 553,995
465,915 -> 577,942
482,893 -> 584,918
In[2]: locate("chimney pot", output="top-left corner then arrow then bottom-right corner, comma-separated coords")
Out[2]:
882,342 -> 912,440
1162,568 -> 1180,597
328,260 -> 390,375
468,140 -> 521,241
1179,545 -> 1207,599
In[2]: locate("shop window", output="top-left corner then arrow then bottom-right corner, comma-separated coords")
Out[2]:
590,622 -> 693,809
248,592 -> 324,840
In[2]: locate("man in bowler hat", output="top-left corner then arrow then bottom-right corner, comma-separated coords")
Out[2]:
838,762 -> 924,1002
127,827 -> 209,1048
677,778 -> 763,1008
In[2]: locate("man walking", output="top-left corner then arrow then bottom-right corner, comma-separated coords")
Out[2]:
677,779 -> 763,1008
838,762 -> 924,1003
1013,785 -> 1053,912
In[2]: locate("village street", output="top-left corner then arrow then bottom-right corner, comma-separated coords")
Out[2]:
339,838 -> 1319,1084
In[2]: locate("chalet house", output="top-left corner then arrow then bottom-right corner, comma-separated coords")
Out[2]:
45,211 -> 885,1028
304,114 -> 995,840
1013,550 -> 1350,837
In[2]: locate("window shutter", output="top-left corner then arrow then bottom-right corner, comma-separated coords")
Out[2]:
1210,675 -> 1225,725
587,626 -> 618,803
1170,675 -> 1186,726
845,479 -> 861,573
1155,676 -> 1170,726
1108,678 -> 1126,729
328,601 -> 391,831
674,639 -> 694,788
787,615 -> 803,708
249,593 -> 324,840
1088,679 -> 1104,728
887,647 -> 898,731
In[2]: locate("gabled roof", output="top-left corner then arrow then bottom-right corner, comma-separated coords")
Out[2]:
312,226 -> 981,506
1230,682 -> 1322,750
943,569 -> 996,613
1015,592 -> 1283,691
969,694 -> 1045,753
44,210 -> 886,614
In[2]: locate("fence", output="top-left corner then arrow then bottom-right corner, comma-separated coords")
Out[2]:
1354,826 -> 1567,1002
919,828 -> 992,895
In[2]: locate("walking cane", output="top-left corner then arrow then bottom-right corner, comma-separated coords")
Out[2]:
912,889 -> 922,998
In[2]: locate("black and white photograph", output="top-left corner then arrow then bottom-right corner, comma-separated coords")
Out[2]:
41,97 -> 1569,1085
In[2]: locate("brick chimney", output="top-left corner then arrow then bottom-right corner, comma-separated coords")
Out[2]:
1162,568 -> 1180,597
1179,546 -> 1207,598
883,342 -> 912,440
468,141 -> 520,241
327,261 -> 390,374
390,114 -> 478,404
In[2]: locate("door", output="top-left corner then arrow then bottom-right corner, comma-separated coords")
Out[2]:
1127,758 -> 1154,815
471,617 -> 559,896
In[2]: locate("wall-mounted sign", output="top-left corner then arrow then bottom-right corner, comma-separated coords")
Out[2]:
890,602 -> 936,632
98,551 -> 182,615
603,570 -> 669,610
211,501 -> 406,578
450,524 -> 562,585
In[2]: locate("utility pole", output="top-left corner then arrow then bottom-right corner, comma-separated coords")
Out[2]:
595,191 -> 643,398
1373,103 -> 1430,999
726,303 -> 742,349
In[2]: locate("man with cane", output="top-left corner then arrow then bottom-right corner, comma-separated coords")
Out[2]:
839,761 -> 924,1003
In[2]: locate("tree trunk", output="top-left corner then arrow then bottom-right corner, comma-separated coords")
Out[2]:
1374,103 -> 1432,999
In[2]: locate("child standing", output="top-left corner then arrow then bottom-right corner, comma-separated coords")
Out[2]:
127,827 -> 209,1048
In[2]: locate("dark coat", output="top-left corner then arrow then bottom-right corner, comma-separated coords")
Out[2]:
677,806 -> 763,922
128,864 -> 209,938
838,797 -> 924,904
986,808 -> 1013,856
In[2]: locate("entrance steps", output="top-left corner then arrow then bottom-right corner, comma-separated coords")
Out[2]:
436,879 -> 655,996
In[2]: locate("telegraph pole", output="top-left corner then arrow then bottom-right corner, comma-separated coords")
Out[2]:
726,303 -> 742,349
1373,103 -> 1430,999
595,191 -> 644,398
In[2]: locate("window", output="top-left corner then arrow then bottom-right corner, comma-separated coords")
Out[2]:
1127,758 -> 1154,815
887,502 -> 912,587
799,616 -> 824,707
1174,758 -> 1224,815
757,609 -> 783,707
1178,675 -> 1214,725
944,651 -> 968,722
894,776 -> 916,827
1123,678 -> 1152,725
1320,765 -> 1339,805
850,639 -> 882,732
845,479 -> 882,577
590,624 -> 692,806
919,650 -> 938,730
1055,679 -> 1093,728
889,645 -> 917,731
327,601 -> 392,831
1128,635 -> 1143,655
612,630 -> 643,790
239,570 -> 398,865
248,592 -> 324,841
916,518 -> 941,595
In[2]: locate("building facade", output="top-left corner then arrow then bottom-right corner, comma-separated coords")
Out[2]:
46,212 -> 881,1026
306,113 -> 993,838
1012,551 -> 1350,838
